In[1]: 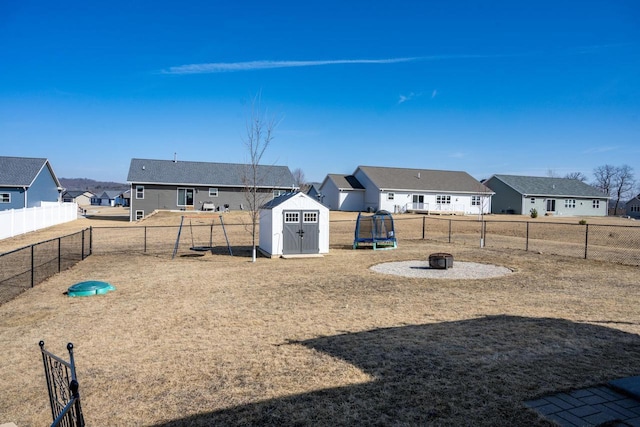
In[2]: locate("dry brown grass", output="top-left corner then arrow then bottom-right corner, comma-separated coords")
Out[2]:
1,208 -> 639,426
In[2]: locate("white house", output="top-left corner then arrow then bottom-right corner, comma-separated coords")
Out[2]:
259,192 -> 329,257
318,174 -> 365,211
320,166 -> 493,215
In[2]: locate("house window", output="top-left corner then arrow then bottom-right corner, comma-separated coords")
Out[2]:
387,193 -> 394,200
565,199 -> 576,209
284,212 -> 299,223
471,196 -> 481,206
209,188 -> 218,197
136,186 -> 144,199
303,212 -> 318,223
0,193 -> 9,203
135,210 -> 144,220
177,188 -> 194,206
273,190 -> 286,198
436,195 -> 451,204
593,200 -> 600,209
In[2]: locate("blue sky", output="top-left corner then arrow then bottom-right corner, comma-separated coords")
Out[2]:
1,1 -> 639,184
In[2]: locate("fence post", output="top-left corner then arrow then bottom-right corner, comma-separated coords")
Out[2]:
144,226 -> 147,253
58,237 -> 61,273
31,245 -> 35,288
584,224 -> 589,260
526,222 -> 529,252
89,227 -> 93,256
81,229 -> 85,261
448,219 -> 452,243
422,216 -> 425,240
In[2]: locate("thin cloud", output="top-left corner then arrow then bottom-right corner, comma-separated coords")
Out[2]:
398,92 -> 417,104
584,146 -> 619,154
431,89 -> 438,99
163,57 -> 418,75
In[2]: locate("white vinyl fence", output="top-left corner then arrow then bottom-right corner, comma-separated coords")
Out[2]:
0,202 -> 78,240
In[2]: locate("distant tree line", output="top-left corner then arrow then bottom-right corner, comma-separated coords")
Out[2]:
59,178 -> 129,193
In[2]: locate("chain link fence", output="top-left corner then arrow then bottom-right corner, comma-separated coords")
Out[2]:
1,216 -> 638,305
421,217 -> 640,266
0,228 -> 91,305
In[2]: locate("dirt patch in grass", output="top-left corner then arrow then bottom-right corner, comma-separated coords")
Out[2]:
1,209 -> 639,425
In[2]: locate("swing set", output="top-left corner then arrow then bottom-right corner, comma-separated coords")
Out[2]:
172,215 -> 233,259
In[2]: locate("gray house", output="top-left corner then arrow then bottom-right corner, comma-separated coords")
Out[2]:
484,174 -> 609,216
626,194 -> 640,219
320,166 -> 493,214
0,156 -> 63,210
127,158 -> 297,221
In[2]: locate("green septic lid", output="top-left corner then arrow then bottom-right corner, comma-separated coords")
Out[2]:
68,281 -> 116,297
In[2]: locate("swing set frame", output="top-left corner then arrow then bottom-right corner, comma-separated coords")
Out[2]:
172,215 -> 233,259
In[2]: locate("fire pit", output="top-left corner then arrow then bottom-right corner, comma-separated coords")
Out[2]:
429,252 -> 454,269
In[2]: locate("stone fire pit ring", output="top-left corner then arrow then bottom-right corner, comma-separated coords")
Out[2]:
370,260 -> 512,279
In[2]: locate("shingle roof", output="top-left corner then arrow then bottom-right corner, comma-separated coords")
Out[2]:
0,156 -> 56,187
127,158 -> 296,189
261,191 -> 326,209
489,174 -> 608,198
64,190 -> 94,198
326,174 -> 365,190
357,166 -> 492,193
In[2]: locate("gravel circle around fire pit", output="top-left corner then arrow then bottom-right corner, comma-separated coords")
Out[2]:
370,260 -> 513,279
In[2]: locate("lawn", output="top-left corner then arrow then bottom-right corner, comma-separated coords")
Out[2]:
1,209 -> 639,426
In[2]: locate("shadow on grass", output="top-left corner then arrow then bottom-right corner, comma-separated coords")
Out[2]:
84,214 -> 130,222
153,315 -> 640,426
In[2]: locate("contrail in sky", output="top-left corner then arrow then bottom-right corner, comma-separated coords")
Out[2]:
162,57 -> 419,74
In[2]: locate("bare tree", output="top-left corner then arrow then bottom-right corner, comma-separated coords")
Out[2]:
592,164 -> 617,196
612,164 -> 635,214
292,168 -> 309,192
241,93 -> 281,262
565,172 -> 588,182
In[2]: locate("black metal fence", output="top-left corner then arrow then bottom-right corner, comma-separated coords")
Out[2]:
414,217 -> 640,266
0,228 -> 91,305
1,217 -> 638,305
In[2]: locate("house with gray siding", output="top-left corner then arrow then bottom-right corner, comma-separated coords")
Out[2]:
484,174 -> 609,217
320,166 -> 493,214
626,194 -> 640,219
0,156 -> 62,210
126,158 -> 297,221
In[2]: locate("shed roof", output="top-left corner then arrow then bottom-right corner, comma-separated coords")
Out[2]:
356,166 -> 492,194
488,174 -> 608,198
261,191 -> 327,210
0,156 -> 60,188
127,158 -> 296,189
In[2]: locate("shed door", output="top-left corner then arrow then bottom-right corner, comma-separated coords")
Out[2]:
283,210 -> 319,254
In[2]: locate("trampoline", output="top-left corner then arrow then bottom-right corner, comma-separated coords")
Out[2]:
353,210 -> 397,250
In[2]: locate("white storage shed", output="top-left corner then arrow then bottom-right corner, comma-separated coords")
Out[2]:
259,192 -> 330,257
